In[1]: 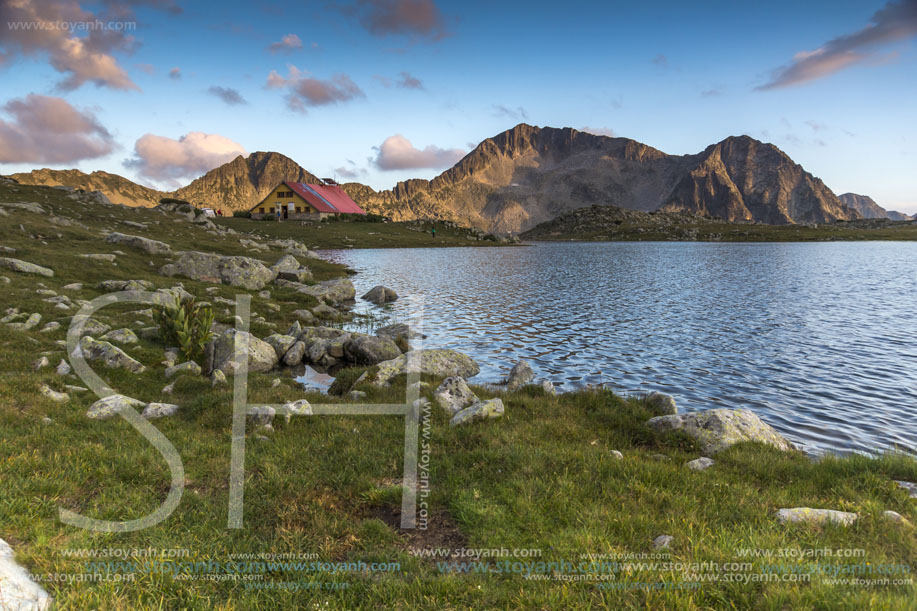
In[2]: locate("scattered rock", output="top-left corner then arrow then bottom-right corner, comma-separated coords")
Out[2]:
86,394 -> 145,419
349,390 -> 367,400
0,257 -> 53,277
292,309 -> 315,322
653,535 -> 674,549
311,303 -> 340,319
8,313 -> 41,331
345,334 -> 402,365
159,251 -> 276,290
645,391 -> 678,416
165,361 -> 201,378
211,369 -> 227,387
105,232 -> 171,255
74,319 -> 111,338
0,537 -> 52,610
450,398 -> 504,426
100,328 -> 139,344
882,510 -> 912,526
56,359 -> 71,375
39,385 -> 69,403
282,341 -> 306,366
434,377 -> 478,415
40,321 -> 61,333
247,405 -> 275,427
610,450 -> 624,459
96,279 -> 151,292
62,283 -> 83,290
646,409 -> 794,454
73,336 -> 145,373
211,329 -> 278,375
375,323 -> 421,343
281,399 -> 312,422
775,508 -> 858,526
32,356 -> 49,370
686,457 -> 715,471
362,285 -> 398,305
298,277 -> 355,305
505,360 -> 535,390
541,380 -> 556,395
373,349 -> 480,386
264,334 -> 297,359
894,481 -> 917,498
142,403 -> 180,419
78,253 -> 117,262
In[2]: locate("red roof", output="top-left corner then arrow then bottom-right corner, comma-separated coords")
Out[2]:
284,181 -> 366,214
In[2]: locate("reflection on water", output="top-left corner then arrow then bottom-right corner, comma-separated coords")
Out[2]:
318,242 -> 917,456
295,364 -> 336,392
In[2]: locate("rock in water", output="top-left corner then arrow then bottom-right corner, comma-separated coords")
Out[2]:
0,257 -> 54,277
159,251 -> 276,290
434,377 -> 478,415
646,408 -> 794,454
372,349 -> 480,385
450,398 -> 504,426
344,335 -> 402,365
775,508 -> 858,526
362,285 -> 398,305
505,360 -> 534,390
105,232 -> 171,255
645,391 -> 678,416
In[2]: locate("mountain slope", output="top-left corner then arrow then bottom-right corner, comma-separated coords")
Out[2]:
838,193 -> 888,219
347,125 -> 859,231
173,151 -> 321,211
8,168 -> 164,207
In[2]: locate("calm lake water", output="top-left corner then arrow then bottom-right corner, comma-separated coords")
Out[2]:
319,242 -> 917,456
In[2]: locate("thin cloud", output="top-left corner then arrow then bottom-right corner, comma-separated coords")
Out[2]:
266,65 -> 364,112
580,126 -> 616,137
651,54 -> 668,67
757,0 -> 917,90
375,71 -> 424,89
492,105 -> 528,121
169,67 -> 181,79
805,120 -> 827,132
333,164 -> 367,180
338,0 -> 449,41
124,131 -> 247,183
701,88 -> 722,97
372,134 -> 464,170
207,86 -> 248,106
0,93 -> 115,163
267,33 -> 303,54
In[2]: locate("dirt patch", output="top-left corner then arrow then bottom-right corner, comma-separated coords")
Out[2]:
368,505 -> 469,566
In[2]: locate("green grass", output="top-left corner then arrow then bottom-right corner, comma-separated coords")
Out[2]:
1,182 -> 915,609
214,216 -> 506,250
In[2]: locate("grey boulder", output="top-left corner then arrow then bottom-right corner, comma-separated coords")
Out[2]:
362,285 -> 398,305
105,232 -> 171,255
159,251 -> 276,290
646,408 -> 794,455
434,377 -> 478,415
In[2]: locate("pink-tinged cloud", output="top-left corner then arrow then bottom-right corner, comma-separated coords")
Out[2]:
340,0 -> 449,40
0,0 -> 147,91
372,134 -> 464,170
267,33 -> 303,53
125,132 -> 247,181
169,67 -> 181,79
0,93 -> 115,163
758,0 -> 917,90
265,65 -> 364,112
580,126 -> 616,137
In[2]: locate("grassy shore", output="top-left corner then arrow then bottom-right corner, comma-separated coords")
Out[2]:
0,182 -> 915,609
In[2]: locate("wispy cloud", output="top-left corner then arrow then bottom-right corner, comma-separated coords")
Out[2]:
337,0 -> 450,41
580,126 -> 615,137
372,134 -> 464,170
492,105 -> 528,122
266,65 -> 364,112
267,33 -> 303,54
651,54 -> 668,67
0,93 -> 115,163
757,0 -> 917,90
375,71 -> 424,89
169,67 -> 181,80
207,86 -> 248,106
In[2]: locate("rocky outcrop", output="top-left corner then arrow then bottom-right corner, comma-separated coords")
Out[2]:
10,168 -> 164,207
646,409 -> 794,454
211,329 -> 279,375
838,193 -> 889,219
159,251 -> 276,290
105,232 -> 172,256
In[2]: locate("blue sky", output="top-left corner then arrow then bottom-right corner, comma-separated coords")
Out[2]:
1,0 -> 915,212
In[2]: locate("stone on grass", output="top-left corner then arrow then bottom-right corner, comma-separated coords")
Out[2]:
101,328 -> 139,345
211,329 -> 278,375
645,391 -> 678,416
86,394 -> 145,419
33,356 -> 49,370
345,334 -> 402,365
775,508 -> 858,527
74,336 -> 145,373
40,321 -> 61,333
8,313 -> 41,331
159,251 -> 276,290
298,278 -> 355,305
434,377 -> 478,415
56,359 -> 71,375
0,537 -> 52,610
247,406 -> 275,427
450,398 -> 504,427
142,403 -> 179,419
686,457 -> 715,471
211,369 -> 227,387
646,409 -> 794,455
882,511 -> 912,526
610,450 -> 624,459
505,360 -> 534,390
281,399 -> 312,423
264,334 -> 296,359
894,481 -> 917,498
653,535 -> 674,550
165,361 -> 201,378
362,285 -> 398,305
105,232 -> 171,255
0,257 -> 53,277
282,341 -> 306,366
541,380 -> 556,395
40,385 -> 69,403
62,283 -> 83,290
373,349 -> 480,386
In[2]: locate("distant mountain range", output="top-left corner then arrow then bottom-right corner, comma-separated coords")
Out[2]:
837,192 -> 913,221
8,123 -> 911,231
